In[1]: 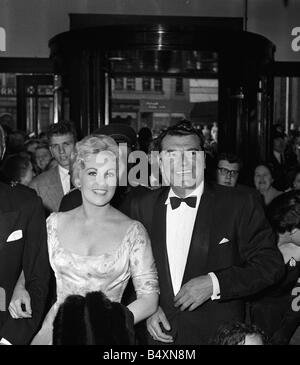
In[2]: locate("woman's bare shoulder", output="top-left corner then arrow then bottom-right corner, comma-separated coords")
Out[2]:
110,207 -> 136,229
56,207 -> 81,225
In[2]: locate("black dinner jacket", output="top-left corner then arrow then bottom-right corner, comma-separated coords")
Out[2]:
0,182 -> 50,344
122,182 -> 285,345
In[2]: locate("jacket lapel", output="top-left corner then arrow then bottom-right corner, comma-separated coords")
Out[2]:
45,167 -> 64,209
151,188 -> 175,297
182,182 -> 215,285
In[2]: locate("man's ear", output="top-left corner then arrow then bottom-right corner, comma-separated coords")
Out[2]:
74,177 -> 81,188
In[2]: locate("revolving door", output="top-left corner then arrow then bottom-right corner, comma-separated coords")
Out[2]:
49,23 -> 275,173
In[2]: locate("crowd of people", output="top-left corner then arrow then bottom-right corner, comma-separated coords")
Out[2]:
0,118 -> 300,346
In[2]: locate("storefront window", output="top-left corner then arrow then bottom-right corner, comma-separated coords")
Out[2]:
274,76 -> 300,133
126,77 -> 136,91
142,77 -> 151,91
154,78 -> 162,92
111,77 -> 218,136
175,78 -> 183,94
0,73 -> 17,130
114,77 -> 124,90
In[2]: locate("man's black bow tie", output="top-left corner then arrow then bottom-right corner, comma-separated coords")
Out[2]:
169,196 -> 197,210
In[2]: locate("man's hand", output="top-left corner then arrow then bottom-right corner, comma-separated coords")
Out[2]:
146,306 -> 173,343
174,275 -> 213,311
9,287 -> 32,319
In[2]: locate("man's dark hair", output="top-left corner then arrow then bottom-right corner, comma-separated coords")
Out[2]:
24,138 -> 40,148
217,152 -> 242,169
211,321 -> 270,345
47,120 -> 77,143
0,153 -> 32,183
53,291 -> 135,345
152,120 -> 204,152
35,143 -> 50,153
272,130 -> 285,141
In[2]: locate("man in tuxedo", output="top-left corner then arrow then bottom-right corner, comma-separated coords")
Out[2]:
29,120 -> 76,213
123,120 -> 285,345
0,126 -> 50,344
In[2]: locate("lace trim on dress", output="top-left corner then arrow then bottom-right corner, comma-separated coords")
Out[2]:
48,212 -> 141,260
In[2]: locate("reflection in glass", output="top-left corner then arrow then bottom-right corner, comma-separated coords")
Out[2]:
108,50 -> 218,75
26,97 -> 54,135
0,73 -> 17,130
111,76 -> 218,138
274,77 -> 300,133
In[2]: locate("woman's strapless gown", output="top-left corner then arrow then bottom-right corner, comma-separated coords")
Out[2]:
31,212 -> 159,345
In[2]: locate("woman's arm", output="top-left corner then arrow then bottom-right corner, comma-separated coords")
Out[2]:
128,222 -> 160,325
127,293 -> 158,325
9,271 -> 32,319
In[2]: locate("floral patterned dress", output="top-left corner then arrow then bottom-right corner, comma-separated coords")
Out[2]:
31,213 -> 159,345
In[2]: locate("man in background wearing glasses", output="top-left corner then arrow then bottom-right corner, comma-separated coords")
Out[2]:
216,153 -> 241,188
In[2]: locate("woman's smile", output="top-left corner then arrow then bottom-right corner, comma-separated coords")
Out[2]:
92,188 -> 107,195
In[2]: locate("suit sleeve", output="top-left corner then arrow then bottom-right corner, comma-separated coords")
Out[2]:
215,193 -> 285,301
272,307 -> 300,344
0,196 -> 50,344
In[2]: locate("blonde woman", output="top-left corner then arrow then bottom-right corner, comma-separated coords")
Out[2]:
30,134 -> 159,345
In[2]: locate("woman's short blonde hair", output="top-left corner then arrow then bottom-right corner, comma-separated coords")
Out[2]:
71,134 -> 123,188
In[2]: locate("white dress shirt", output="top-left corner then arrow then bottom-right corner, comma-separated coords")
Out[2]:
273,150 -> 282,164
165,182 -> 220,299
58,165 -> 71,195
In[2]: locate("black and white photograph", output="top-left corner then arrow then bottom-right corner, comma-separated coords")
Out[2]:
0,0 -> 300,353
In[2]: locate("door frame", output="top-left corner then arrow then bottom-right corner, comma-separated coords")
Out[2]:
16,74 -> 54,134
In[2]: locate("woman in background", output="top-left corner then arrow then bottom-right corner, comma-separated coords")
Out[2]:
254,163 -> 282,206
34,143 -> 53,174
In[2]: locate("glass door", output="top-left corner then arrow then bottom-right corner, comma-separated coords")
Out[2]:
17,75 -> 54,136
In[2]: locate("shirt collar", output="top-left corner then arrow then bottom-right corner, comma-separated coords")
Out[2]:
273,150 -> 281,159
165,181 -> 204,206
58,165 -> 70,178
